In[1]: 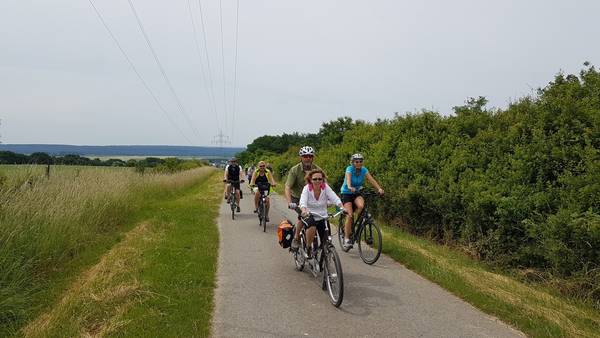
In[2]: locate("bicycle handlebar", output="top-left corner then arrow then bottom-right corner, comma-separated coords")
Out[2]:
303,209 -> 346,220
224,179 -> 245,183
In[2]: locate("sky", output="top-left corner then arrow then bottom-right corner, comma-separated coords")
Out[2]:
1,0 -> 599,147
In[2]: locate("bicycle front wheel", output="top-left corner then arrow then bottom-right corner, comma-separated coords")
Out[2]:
358,222 -> 382,264
262,203 -> 267,232
324,244 -> 344,307
337,214 -> 346,250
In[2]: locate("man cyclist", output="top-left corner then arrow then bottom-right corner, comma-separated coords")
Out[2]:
285,146 -> 322,251
250,160 -> 277,222
223,157 -> 245,212
340,153 -> 384,250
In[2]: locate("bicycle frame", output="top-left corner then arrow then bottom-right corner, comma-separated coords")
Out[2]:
346,191 -> 376,241
225,180 -> 240,220
293,210 -> 345,307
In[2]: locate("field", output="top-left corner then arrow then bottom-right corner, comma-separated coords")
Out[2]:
0,164 -> 220,336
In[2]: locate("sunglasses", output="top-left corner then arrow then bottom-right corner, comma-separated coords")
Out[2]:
259,166 -> 265,168
311,177 -> 323,181
301,155 -> 314,159
354,160 -> 363,163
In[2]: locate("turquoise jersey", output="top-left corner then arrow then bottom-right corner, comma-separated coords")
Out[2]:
340,165 -> 368,194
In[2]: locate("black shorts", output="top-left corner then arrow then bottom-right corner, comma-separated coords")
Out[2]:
301,216 -> 327,241
228,181 -> 241,190
341,194 -> 360,207
303,216 -> 325,229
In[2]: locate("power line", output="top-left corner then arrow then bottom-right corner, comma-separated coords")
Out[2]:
87,0 -> 194,145
198,0 -> 227,133
127,0 -> 203,143
231,0 -> 240,145
219,0 -> 228,134
187,0 -> 220,130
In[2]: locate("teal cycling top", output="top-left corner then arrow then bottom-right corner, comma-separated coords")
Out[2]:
340,165 -> 368,194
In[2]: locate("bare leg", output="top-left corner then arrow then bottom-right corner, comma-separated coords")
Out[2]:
353,197 -> 365,241
344,202 -> 354,240
306,226 -> 316,254
294,220 -> 302,240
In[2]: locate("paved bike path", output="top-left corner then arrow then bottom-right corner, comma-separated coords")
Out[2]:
212,191 -> 523,338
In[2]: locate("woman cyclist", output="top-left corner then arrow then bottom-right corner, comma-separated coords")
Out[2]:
340,153 -> 384,250
250,161 -> 277,222
299,169 -> 349,258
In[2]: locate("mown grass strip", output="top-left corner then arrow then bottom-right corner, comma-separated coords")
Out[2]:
117,172 -> 221,337
21,172 -> 221,337
380,224 -> 600,338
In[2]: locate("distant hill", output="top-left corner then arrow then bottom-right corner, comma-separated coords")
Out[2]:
0,144 -> 244,158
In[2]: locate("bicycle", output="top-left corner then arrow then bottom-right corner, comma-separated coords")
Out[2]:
224,179 -> 243,220
253,182 -> 271,232
292,209 -> 346,307
337,189 -> 383,265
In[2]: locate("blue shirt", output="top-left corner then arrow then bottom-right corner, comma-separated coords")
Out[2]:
340,165 -> 368,194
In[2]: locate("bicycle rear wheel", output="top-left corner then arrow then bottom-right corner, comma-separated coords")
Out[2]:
324,244 -> 344,307
294,244 -> 305,271
357,221 -> 382,264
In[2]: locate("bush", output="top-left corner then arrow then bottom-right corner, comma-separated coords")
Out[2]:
243,64 -> 600,302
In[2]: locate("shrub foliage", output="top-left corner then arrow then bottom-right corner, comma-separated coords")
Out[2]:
240,65 -> 600,302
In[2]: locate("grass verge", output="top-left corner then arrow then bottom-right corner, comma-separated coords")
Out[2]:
21,172 -> 222,337
380,224 -> 600,337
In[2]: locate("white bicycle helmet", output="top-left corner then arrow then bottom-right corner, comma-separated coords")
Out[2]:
298,146 -> 315,156
351,153 -> 364,161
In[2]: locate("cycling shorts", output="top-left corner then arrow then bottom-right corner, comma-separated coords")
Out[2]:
341,193 -> 362,208
228,181 -> 241,190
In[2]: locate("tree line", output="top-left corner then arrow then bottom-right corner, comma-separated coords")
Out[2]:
239,64 -> 600,305
0,151 -> 207,173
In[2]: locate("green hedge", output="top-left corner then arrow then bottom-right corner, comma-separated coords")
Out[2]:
242,65 -> 600,303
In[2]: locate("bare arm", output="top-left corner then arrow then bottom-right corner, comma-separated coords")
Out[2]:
366,172 -> 384,193
250,171 -> 257,186
285,185 -> 292,203
345,171 -> 354,192
239,166 -> 245,182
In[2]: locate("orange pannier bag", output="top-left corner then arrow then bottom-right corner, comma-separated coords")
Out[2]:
277,219 -> 294,248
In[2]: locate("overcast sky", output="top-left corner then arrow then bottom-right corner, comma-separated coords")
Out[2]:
1,0 -> 599,147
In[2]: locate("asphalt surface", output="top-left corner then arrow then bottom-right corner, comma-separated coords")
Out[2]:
212,189 -> 524,338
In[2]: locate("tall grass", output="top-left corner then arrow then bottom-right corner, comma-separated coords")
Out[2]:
0,165 -> 214,335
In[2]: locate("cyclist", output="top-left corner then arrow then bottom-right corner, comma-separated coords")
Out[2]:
246,164 -> 255,182
340,153 -> 384,250
223,157 -> 245,212
285,146 -> 322,251
250,161 -> 277,222
299,169 -> 348,258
